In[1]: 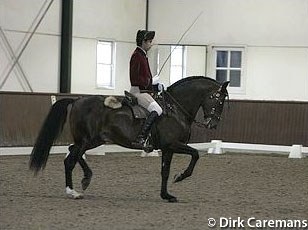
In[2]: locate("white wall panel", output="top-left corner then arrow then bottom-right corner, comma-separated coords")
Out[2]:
149,0 -> 308,46
241,47 -> 308,101
0,31 -> 60,92
1,0 -> 61,34
186,46 -> 206,77
73,0 -> 146,41
71,38 -> 135,95
0,0 -> 61,92
0,0 -> 146,93
71,0 -> 147,95
1,0 -> 307,101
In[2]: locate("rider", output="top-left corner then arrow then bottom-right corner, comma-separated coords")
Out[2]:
130,29 -> 163,150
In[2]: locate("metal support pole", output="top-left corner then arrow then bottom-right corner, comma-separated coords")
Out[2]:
60,0 -> 73,93
146,0 -> 149,30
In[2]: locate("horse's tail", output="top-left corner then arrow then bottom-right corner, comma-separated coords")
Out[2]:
29,98 -> 75,174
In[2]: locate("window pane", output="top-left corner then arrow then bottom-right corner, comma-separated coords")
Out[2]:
216,70 -> 227,83
216,51 -> 228,67
97,64 -> 112,86
97,42 -> 112,64
170,66 -> 182,84
171,46 -> 183,65
230,51 -> 242,68
230,70 -> 241,87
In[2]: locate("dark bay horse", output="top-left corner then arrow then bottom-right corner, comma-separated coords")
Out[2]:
30,76 -> 229,202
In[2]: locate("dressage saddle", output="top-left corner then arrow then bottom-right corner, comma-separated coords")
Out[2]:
122,91 -> 149,119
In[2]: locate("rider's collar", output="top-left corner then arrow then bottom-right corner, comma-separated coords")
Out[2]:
137,46 -> 147,56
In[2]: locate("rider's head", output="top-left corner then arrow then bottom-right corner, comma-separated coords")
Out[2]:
136,30 -> 155,51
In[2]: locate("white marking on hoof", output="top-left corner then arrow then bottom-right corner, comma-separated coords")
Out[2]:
66,187 -> 84,199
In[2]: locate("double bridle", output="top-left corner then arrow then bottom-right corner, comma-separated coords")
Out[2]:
163,89 -> 227,128
202,90 -> 228,128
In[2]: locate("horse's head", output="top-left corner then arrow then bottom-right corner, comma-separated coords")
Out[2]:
202,81 -> 229,129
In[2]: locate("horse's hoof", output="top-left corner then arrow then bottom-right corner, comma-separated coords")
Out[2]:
66,187 -> 84,199
168,197 -> 178,203
161,193 -> 178,203
81,177 -> 91,191
72,193 -> 84,199
173,173 -> 183,183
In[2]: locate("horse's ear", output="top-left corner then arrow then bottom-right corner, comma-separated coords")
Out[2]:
222,81 -> 230,89
218,81 -> 230,92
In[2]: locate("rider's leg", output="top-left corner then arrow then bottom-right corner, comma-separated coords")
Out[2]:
132,101 -> 162,150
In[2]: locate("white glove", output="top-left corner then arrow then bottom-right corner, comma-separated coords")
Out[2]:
157,83 -> 165,92
152,74 -> 160,85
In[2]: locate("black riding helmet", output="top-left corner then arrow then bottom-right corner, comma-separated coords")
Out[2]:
136,30 -> 155,46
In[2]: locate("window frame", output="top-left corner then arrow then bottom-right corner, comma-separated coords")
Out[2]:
96,40 -> 116,89
169,45 -> 187,85
211,46 -> 246,94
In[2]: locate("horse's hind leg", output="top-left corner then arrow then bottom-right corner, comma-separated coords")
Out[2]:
64,144 -> 84,199
78,156 -> 92,191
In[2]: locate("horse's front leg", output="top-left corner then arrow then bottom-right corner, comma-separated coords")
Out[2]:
160,150 -> 177,202
170,143 -> 199,183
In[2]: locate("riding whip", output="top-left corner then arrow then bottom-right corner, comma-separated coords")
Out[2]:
157,11 -> 203,76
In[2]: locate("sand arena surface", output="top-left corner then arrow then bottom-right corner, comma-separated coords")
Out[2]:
0,153 -> 307,230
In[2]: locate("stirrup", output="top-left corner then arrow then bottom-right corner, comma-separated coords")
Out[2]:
142,137 -> 154,153
131,137 -> 153,153
143,144 -> 154,153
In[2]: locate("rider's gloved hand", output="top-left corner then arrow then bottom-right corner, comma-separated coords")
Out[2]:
152,83 -> 164,93
157,83 -> 165,92
152,75 -> 165,92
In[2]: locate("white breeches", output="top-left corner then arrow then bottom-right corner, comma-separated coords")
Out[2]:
129,86 -> 163,116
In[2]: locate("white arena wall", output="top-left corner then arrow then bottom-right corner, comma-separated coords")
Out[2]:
0,0 -> 61,92
1,0 -> 307,101
207,46 -> 308,101
0,0 -> 307,155
148,0 -> 308,46
148,0 -> 308,102
1,142 -> 307,159
0,0 -> 146,95
242,46 -> 308,101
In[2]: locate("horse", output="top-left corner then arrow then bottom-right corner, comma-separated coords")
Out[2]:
29,76 -> 229,202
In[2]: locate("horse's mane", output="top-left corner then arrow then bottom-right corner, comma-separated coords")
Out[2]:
167,76 -> 218,92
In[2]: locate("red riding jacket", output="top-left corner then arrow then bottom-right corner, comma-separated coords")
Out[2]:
130,47 -> 153,90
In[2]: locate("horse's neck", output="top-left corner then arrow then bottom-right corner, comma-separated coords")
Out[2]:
168,80 -> 212,120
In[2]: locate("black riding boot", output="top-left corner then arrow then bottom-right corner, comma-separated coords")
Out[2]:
132,111 -> 159,152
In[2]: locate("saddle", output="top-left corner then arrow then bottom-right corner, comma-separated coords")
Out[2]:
123,91 -> 149,119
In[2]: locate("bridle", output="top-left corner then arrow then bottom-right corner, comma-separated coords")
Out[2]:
163,88 -> 228,128
202,89 -> 228,128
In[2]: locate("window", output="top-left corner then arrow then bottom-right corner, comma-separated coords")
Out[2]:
213,47 -> 245,91
96,41 -> 115,88
170,45 -> 186,84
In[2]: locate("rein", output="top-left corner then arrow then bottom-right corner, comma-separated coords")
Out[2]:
164,91 -> 209,127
